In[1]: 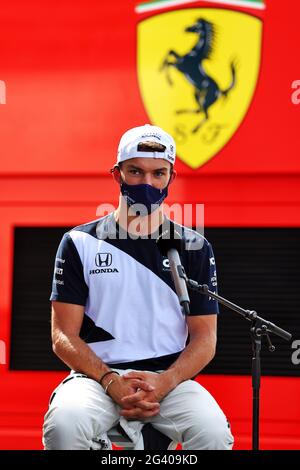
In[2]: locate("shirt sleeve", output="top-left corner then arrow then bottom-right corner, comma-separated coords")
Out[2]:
186,240 -> 219,316
50,233 -> 89,306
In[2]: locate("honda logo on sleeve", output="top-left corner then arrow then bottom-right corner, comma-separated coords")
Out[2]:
95,253 -> 112,267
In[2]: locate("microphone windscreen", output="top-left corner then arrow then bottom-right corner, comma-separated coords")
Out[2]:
156,226 -> 184,256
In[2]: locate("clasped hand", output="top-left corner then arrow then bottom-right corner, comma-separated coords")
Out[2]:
109,371 -> 168,420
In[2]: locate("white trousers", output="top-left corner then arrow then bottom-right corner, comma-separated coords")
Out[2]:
43,370 -> 234,450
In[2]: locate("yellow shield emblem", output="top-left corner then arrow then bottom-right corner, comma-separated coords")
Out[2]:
137,6 -> 263,169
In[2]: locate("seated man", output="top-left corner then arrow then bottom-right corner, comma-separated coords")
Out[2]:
43,124 -> 234,450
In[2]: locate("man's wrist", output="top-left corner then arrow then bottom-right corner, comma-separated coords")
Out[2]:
99,370 -> 120,388
104,378 -> 117,395
160,368 -> 180,392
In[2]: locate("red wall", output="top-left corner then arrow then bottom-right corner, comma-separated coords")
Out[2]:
0,0 -> 300,450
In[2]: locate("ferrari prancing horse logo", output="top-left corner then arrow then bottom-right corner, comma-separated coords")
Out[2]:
137,6 -> 263,169
161,18 -> 236,134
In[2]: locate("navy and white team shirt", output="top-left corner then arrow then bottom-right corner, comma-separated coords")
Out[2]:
50,214 -> 219,371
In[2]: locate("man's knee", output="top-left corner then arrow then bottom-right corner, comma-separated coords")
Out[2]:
205,418 -> 234,450
43,405 -> 93,450
183,416 -> 234,450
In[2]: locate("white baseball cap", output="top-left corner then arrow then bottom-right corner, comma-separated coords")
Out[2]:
117,124 -> 176,165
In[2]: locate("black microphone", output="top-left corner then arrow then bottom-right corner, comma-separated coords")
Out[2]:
156,227 -> 190,315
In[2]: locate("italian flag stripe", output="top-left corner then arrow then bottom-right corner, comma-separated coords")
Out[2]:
136,0 -> 265,13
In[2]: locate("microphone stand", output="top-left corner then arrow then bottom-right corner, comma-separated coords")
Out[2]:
181,274 -> 292,451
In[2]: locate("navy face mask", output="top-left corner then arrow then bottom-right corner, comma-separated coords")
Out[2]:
121,182 -> 169,216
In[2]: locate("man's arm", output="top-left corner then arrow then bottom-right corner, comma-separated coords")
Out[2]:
52,300 -> 159,416
121,314 -> 217,416
163,314 -> 217,388
51,301 -> 110,381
